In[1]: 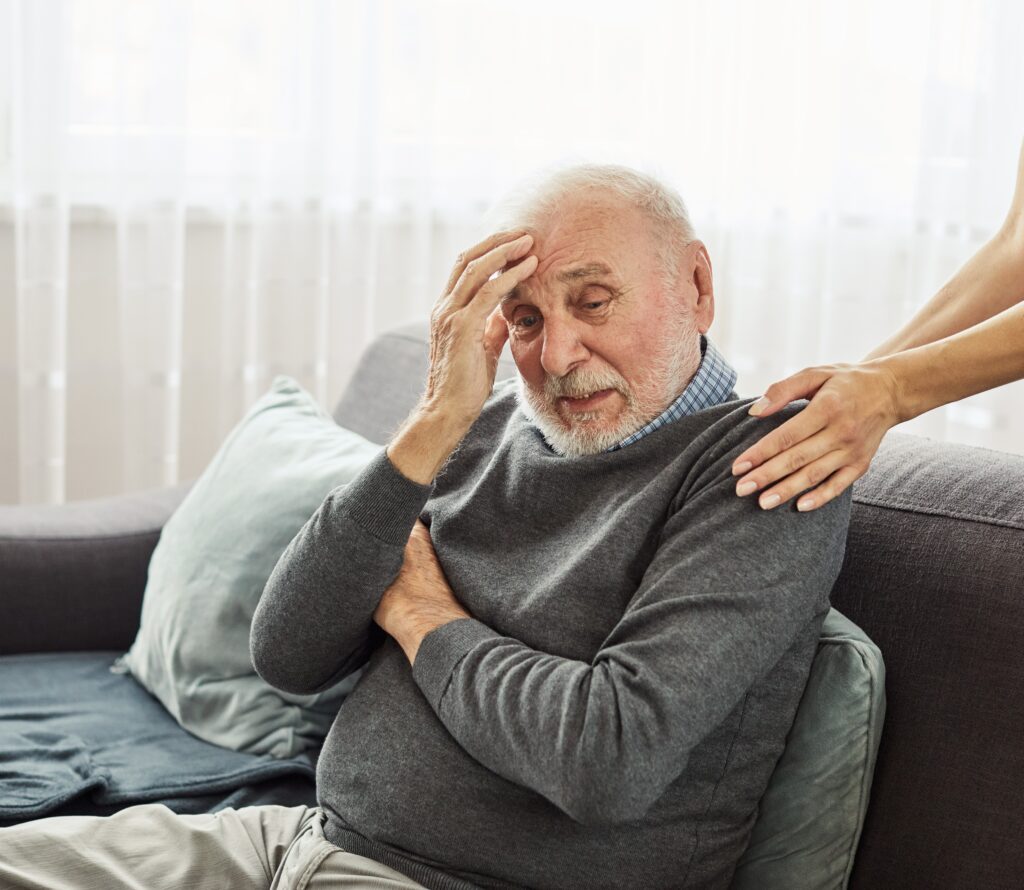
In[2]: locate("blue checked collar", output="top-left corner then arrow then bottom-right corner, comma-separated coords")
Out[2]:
607,335 -> 738,451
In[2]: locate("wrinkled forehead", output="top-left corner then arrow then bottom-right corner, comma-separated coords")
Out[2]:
528,196 -> 655,272
501,198 -> 660,304
526,192 -> 651,252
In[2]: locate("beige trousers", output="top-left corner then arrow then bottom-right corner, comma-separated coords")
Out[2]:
0,803 -> 429,890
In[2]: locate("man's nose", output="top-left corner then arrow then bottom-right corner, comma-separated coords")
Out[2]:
539,317 -> 591,379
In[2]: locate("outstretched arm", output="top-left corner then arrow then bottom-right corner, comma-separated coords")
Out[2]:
866,139 -> 1024,360
731,138 -> 1024,511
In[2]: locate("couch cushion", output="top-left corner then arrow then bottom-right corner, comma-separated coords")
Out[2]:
0,652 -> 314,823
830,432 -> 1024,890
731,608 -> 885,889
123,375 -> 381,758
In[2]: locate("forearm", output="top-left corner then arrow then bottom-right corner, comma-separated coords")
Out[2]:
411,618 -> 654,826
387,402 -> 475,485
864,228 -> 1024,361
877,301 -> 1024,422
250,448 -> 433,694
392,609 -> 469,665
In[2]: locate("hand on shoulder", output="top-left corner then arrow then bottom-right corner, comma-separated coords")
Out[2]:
729,363 -> 902,512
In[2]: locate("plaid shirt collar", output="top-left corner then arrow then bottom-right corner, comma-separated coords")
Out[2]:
606,335 -> 738,451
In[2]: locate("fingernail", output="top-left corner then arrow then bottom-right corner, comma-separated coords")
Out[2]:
797,498 -> 815,512
732,461 -> 752,476
760,493 -> 781,509
736,480 -> 758,496
748,397 -> 770,417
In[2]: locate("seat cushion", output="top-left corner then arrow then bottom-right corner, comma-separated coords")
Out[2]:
123,374 -> 381,758
731,607 -> 886,889
0,652 -> 315,823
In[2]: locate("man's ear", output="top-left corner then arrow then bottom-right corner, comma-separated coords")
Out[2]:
687,241 -> 715,335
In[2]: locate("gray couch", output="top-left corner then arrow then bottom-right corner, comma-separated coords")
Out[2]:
2,321 -> 1023,889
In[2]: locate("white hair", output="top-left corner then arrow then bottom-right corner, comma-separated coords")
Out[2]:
483,163 -> 697,288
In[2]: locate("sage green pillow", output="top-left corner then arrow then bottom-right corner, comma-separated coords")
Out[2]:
731,607 -> 886,889
122,375 -> 381,758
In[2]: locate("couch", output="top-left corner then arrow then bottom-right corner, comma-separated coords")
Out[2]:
2,320 -> 1023,889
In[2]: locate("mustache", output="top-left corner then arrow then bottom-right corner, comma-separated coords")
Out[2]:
542,369 -> 627,401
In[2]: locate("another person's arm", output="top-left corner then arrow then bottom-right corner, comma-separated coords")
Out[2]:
866,139 -> 1024,359
731,139 -> 1024,512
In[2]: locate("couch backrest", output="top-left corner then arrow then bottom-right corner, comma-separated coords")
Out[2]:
333,320 -> 1024,890
828,433 -> 1024,890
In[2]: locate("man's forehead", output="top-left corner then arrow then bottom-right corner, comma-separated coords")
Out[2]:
500,261 -> 618,305
555,262 -> 615,282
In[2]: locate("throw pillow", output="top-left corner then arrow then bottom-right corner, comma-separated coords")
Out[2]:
122,374 -> 382,758
731,607 -> 886,889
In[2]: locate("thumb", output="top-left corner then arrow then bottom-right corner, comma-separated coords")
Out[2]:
483,307 -> 510,367
749,367 -> 833,417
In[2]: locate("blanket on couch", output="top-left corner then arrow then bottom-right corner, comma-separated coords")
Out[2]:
0,652 -> 317,824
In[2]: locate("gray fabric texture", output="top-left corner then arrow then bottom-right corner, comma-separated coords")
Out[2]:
0,482 -> 193,655
830,432 -> 1024,890
252,377 -> 851,890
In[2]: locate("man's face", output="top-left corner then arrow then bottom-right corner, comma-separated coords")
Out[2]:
498,194 -> 713,457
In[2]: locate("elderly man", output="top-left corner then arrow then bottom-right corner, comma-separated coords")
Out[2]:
0,166 -> 850,890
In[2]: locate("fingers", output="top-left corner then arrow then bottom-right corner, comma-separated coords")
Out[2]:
732,404 -> 828,477
449,235 -> 535,311
737,445 -> 850,510
443,230 -> 530,294
483,304 -> 510,359
746,367 -> 833,418
792,464 -> 865,512
465,253 -> 539,321
422,233 -> 538,421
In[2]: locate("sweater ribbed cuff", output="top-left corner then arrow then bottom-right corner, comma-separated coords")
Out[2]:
340,447 -> 435,546
412,617 -> 501,711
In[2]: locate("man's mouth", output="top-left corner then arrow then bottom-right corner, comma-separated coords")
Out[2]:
558,389 -> 614,410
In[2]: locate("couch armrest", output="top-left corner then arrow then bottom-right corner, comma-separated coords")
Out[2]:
0,482 -> 194,655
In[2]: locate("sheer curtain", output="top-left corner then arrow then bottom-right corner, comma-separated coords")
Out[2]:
1,0 -> 1021,505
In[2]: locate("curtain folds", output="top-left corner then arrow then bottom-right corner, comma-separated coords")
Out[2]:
1,0 -> 1022,504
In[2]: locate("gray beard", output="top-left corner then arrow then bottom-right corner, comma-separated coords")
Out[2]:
513,324 -> 703,458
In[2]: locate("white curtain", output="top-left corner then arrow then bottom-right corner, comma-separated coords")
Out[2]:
1,0 -> 1022,505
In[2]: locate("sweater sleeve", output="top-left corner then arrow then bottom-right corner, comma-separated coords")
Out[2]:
410,434 -> 851,827
250,447 -> 434,695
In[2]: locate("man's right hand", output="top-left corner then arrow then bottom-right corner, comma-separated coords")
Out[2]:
421,230 -> 538,426
386,231 -> 539,485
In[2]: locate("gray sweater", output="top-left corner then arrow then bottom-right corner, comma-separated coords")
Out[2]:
251,378 -> 851,890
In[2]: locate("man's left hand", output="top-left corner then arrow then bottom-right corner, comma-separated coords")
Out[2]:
373,519 -> 472,665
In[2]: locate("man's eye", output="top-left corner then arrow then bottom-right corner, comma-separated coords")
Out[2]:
583,301 -> 606,310
513,315 -> 539,329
